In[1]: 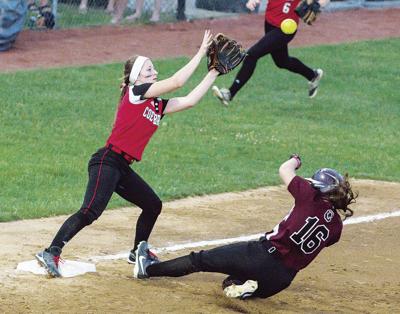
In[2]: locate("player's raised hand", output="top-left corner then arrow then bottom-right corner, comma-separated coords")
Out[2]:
290,154 -> 302,170
246,0 -> 261,11
198,29 -> 213,57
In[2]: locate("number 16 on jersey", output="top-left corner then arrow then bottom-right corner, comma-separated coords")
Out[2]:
290,217 -> 329,254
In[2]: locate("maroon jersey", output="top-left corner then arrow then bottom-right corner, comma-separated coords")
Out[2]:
106,83 -> 168,161
266,176 -> 343,271
265,0 -> 301,28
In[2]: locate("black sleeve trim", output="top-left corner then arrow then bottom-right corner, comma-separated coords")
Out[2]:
161,99 -> 169,114
159,98 -> 169,119
132,83 -> 153,99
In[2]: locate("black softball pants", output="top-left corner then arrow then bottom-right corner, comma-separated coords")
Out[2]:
229,21 -> 316,99
49,147 -> 162,253
147,240 -> 297,299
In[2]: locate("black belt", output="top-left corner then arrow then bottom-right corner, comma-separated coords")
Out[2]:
106,144 -> 134,164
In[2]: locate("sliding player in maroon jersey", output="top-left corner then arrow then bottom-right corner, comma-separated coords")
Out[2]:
134,154 -> 357,300
35,30 -> 221,277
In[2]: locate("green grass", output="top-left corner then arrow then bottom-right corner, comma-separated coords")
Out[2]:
1,38 -> 399,221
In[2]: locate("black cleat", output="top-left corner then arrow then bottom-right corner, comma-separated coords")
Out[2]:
127,250 -> 136,264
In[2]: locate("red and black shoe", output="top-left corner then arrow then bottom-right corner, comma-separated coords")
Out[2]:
35,246 -> 62,278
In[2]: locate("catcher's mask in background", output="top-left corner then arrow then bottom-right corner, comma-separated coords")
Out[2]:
307,168 -> 344,193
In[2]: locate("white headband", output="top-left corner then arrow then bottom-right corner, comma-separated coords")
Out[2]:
129,56 -> 149,84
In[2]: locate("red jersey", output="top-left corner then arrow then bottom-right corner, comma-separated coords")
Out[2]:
266,176 -> 343,271
106,83 -> 168,161
265,0 -> 301,28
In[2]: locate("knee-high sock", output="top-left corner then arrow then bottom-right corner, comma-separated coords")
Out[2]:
50,211 -> 90,250
133,211 -> 160,251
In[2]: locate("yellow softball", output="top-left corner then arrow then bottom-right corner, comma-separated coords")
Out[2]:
280,18 -> 298,35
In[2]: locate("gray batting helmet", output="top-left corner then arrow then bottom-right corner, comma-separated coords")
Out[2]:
307,168 -> 344,193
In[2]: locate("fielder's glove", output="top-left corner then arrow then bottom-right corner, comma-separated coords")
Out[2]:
295,0 -> 321,25
207,33 -> 246,75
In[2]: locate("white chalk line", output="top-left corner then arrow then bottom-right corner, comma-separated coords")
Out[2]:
89,209 -> 400,263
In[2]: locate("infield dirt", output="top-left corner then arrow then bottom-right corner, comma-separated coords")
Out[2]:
1,8 -> 400,314
1,180 -> 399,313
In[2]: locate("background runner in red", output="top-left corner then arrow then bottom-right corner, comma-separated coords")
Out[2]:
212,0 -> 330,106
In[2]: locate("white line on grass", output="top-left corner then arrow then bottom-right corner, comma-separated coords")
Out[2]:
89,209 -> 400,263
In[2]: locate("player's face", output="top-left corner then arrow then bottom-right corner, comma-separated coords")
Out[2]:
138,60 -> 158,83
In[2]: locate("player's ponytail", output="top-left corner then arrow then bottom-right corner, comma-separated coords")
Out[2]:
324,174 -> 357,220
112,56 -> 139,125
120,55 -> 139,100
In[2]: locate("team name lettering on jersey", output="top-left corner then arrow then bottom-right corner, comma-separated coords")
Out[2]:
143,106 -> 161,126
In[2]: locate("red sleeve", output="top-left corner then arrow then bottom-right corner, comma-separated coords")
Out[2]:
287,176 -> 316,203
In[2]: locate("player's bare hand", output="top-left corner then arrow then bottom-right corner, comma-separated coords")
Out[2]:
246,0 -> 260,11
290,154 -> 302,170
199,29 -> 213,57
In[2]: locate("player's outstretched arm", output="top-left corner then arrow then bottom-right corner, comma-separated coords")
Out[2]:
164,69 -> 219,114
144,30 -> 213,98
279,155 -> 302,187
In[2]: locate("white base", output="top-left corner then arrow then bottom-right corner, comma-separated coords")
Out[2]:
16,259 -> 96,278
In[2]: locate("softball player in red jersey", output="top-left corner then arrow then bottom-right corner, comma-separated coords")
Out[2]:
134,155 -> 357,300
36,30 -> 220,278
212,0 -> 329,105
